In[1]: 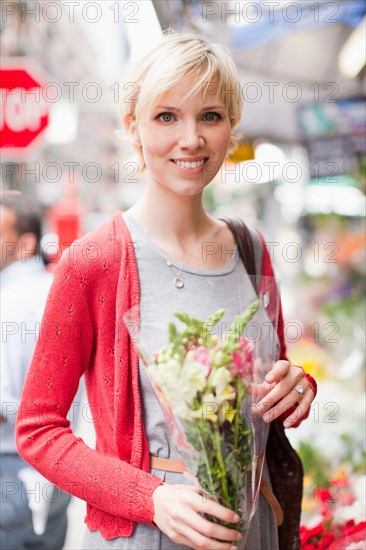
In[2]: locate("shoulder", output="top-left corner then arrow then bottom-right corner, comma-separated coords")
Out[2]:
49,212 -> 135,296
57,212 -> 129,274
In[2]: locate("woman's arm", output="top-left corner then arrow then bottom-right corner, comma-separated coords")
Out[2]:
15,254 -> 163,525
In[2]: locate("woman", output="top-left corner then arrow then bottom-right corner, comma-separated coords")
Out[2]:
16,32 -> 316,549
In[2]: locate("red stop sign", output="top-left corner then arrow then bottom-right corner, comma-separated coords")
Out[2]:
0,59 -> 50,156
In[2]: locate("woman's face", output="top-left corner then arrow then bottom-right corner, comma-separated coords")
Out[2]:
131,80 -> 232,196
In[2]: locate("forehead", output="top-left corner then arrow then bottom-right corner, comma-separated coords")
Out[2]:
152,79 -> 225,110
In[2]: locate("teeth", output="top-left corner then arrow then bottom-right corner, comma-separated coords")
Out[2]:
174,159 -> 205,168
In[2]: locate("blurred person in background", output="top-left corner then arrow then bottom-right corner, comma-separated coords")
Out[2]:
0,192 -> 70,549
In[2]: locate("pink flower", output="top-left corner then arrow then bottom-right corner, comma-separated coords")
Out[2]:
193,346 -> 210,366
229,337 -> 253,379
340,492 -> 356,506
188,346 -> 211,378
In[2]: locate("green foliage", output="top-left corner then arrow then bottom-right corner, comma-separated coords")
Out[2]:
186,402 -> 252,533
227,300 -> 260,344
298,441 -> 330,485
339,433 -> 366,473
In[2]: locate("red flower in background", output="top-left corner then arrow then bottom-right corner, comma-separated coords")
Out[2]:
301,520 -> 366,549
328,521 -> 366,549
300,522 -> 325,545
319,488 -> 333,502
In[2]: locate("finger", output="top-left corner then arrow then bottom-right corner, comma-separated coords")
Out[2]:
257,377 -> 310,416
194,495 -> 241,526
169,525 -> 238,550
262,389 -> 312,423
248,381 -> 276,399
250,362 -> 297,400
283,395 -> 314,427
182,510 -> 242,544
248,381 -> 278,420
167,491 -> 241,549
176,483 -> 202,494
259,369 -> 307,408
265,360 -> 291,384
253,364 -> 303,396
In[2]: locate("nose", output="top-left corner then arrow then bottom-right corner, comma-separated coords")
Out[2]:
178,121 -> 204,150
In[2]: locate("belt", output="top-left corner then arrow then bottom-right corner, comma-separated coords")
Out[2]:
150,456 -> 186,474
150,455 -> 283,526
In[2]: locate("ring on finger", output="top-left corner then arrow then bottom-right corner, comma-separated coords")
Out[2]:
292,384 -> 304,400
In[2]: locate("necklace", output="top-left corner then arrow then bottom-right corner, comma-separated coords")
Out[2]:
166,214 -> 205,289
166,260 -> 185,288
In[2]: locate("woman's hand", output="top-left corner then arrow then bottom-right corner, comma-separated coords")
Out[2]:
152,483 -> 242,549
249,360 -> 316,428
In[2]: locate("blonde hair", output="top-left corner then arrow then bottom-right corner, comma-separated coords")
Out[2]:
120,31 -> 242,169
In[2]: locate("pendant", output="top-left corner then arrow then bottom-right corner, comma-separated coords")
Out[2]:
173,277 -> 184,289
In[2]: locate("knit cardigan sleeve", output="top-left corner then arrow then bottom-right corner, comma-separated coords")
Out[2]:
15,248 -> 163,526
258,231 -> 317,427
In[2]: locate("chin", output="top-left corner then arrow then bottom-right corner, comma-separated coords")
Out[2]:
172,182 -> 207,197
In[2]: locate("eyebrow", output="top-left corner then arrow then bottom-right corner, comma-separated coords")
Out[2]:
154,105 -> 226,112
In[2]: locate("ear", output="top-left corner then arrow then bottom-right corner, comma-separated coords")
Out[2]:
126,116 -> 142,148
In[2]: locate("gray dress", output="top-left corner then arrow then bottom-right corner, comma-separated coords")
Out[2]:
81,211 -> 279,549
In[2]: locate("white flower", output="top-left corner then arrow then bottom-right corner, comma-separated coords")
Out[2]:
180,359 -> 208,405
184,361 -> 207,390
333,475 -> 366,525
150,359 -> 180,387
172,398 -> 192,420
211,367 -> 233,396
345,542 -> 366,549
149,356 -> 208,414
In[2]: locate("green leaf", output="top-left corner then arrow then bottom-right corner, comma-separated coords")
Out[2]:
228,300 -> 259,342
168,322 -> 177,340
206,309 -> 226,326
174,312 -> 190,324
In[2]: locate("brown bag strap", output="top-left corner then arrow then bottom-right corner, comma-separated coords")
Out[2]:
219,217 -> 256,275
220,216 -> 303,549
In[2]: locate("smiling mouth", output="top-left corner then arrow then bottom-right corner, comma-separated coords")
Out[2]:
172,159 -> 207,169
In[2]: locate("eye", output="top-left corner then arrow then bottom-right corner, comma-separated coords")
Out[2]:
156,112 -> 175,123
202,112 -> 222,122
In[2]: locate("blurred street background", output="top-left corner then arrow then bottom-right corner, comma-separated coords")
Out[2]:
1,1 -> 365,548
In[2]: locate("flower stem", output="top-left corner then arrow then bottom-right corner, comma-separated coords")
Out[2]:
213,425 -> 229,504
234,378 -> 244,449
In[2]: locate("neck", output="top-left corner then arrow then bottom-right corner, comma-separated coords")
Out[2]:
128,182 -> 211,248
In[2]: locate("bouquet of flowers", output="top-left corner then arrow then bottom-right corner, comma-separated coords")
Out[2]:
124,278 -> 279,546
150,303 -> 258,527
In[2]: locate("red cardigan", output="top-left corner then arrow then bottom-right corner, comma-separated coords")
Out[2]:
16,212 -> 316,540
